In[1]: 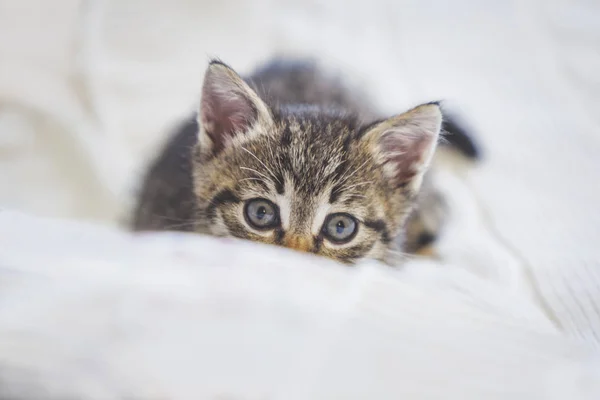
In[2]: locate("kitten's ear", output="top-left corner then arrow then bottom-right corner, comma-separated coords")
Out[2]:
198,60 -> 273,158
362,103 -> 442,194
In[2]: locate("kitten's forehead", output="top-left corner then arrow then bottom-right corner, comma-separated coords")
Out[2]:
266,114 -> 377,232
270,114 -> 361,193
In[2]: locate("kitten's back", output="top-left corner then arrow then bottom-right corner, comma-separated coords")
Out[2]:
246,59 -> 377,119
132,118 -> 198,231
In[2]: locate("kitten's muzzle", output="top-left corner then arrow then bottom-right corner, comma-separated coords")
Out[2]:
283,235 -> 312,252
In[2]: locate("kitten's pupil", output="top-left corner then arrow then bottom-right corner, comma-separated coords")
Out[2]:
336,220 -> 345,234
257,206 -> 267,220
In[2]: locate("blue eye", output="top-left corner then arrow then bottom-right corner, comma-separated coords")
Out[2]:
323,213 -> 358,243
244,199 -> 279,229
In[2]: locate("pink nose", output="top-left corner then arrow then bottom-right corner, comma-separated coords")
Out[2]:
283,235 -> 311,252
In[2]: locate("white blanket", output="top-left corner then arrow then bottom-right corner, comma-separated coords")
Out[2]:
1,0 -> 600,398
1,210 -> 599,399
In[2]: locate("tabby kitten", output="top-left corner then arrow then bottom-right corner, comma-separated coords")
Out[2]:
132,59 -> 478,264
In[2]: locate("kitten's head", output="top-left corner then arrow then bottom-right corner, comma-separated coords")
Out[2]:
192,60 -> 442,264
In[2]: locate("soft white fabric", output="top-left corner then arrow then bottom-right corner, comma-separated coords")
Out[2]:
1,0 -> 600,398
1,210 -> 599,400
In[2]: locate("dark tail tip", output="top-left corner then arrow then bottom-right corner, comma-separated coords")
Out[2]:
441,114 -> 482,160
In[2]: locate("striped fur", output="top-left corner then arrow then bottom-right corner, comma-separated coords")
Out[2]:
133,59 -> 479,264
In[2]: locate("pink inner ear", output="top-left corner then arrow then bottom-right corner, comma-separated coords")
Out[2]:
380,127 -> 434,187
200,79 -> 257,154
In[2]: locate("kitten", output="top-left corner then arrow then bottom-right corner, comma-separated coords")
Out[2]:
132,59 -> 479,264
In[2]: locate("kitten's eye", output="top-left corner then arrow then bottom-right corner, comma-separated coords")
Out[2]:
244,198 -> 279,230
323,213 -> 358,244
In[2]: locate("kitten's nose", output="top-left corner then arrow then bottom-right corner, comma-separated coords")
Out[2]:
283,235 -> 312,252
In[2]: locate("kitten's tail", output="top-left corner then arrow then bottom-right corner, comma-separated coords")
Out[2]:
440,113 -> 482,160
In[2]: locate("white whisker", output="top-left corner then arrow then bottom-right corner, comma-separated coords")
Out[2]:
240,166 -> 270,180
339,158 -> 371,183
241,146 -> 282,184
340,181 -> 373,191
385,151 -> 406,158
238,177 -> 265,183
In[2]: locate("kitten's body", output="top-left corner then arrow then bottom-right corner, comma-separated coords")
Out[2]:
132,59 -> 478,264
